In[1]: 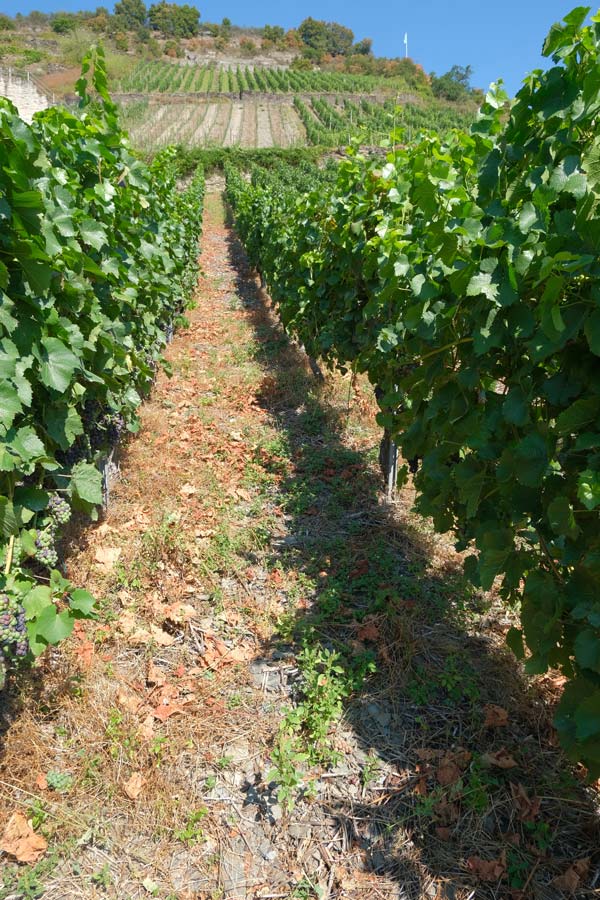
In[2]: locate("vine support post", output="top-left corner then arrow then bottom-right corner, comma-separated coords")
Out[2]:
386,435 -> 399,502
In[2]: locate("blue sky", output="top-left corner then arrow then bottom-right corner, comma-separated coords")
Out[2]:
1,0 -> 588,96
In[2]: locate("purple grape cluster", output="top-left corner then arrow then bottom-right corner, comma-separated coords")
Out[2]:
35,528 -> 58,569
90,409 -> 126,450
0,593 -> 28,660
48,493 -> 71,526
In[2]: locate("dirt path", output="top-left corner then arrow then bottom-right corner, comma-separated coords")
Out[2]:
0,194 -> 598,900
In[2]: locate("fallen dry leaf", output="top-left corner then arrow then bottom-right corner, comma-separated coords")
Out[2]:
35,773 -> 48,791
483,704 -> 509,728
435,826 -> 452,841
94,546 -> 122,572
435,749 -> 471,786
481,748 -> 518,769
1,812 -> 48,863
198,633 -> 254,669
180,483 -> 197,496
146,660 -> 166,687
551,858 -> 590,893
138,714 -> 155,741
123,771 -> 146,800
356,620 -> 380,642
467,852 -> 506,882
415,748 -> 444,762
510,782 -> 541,822
152,701 -> 187,722
436,760 -> 462,786
72,636 -> 94,670
117,689 -> 145,715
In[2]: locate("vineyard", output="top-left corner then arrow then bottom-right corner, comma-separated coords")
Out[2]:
116,58 -> 385,95
2,8 -> 600,900
120,97 -> 306,150
119,95 -> 473,152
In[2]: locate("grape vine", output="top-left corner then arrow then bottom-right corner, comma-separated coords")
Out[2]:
0,46 -> 204,683
226,9 -> 600,773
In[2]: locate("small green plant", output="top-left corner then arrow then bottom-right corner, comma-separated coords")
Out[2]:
104,708 -> 138,761
438,654 -> 480,704
268,734 -> 308,812
46,771 -> 73,794
175,808 -> 208,845
227,693 -> 242,709
150,735 -> 169,767
506,849 -> 531,890
27,799 -> 48,830
290,876 -> 324,899
90,864 -> 112,888
361,752 -> 381,788
524,820 -> 552,852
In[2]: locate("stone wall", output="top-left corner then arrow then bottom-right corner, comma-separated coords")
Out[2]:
0,68 -> 50,122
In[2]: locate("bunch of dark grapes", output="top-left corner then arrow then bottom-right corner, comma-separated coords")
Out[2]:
48,493 -> 71,526
0,593 -> 28,660
56,433 -> 91,468
95,411 -> 125,448
35,528 -> 58,569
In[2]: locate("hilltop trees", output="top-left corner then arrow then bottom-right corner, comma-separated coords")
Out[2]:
431,64 -> 475,101
114,0 -> 147,30
148,1 -> 200,37
298,17 -> 371,60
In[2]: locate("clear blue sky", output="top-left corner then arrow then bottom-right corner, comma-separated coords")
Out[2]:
1,0 -> 590,96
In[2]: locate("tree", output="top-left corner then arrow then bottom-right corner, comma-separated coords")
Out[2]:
298,17 -> 356,58
114,0 -> 147,30
51,13 -> 77,33
352,37 -> 372,56
0,14 -> 15,30
431,64 -> 474,101
219,16 -> 231,42
27,10 -> 50,27
148,2 -> 199,37
325,21 -> 354,56
262,24 -> 284,47
298,17 -> 328,56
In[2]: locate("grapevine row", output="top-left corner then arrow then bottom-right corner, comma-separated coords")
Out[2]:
226,9 -> 600,772
117,60 -> 383,95
0,47 -> 204,683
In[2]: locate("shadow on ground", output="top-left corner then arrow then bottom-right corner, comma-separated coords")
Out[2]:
221,210 -> 600,900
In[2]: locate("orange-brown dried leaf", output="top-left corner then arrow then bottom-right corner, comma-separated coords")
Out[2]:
123,771 -> 146,800
1,812 -> 48,863
481,748 -> 518,769
551,858 -> 590,893
483,704 -> 509,728
510,782 -> 541,822
467,851 -> 506,882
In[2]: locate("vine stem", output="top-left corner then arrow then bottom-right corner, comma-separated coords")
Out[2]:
536,530 -> 565,586
420,337 -> 473,362
4,535 -> 15,576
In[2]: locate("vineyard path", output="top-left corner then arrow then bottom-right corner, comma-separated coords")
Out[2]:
1,190 -> 598,900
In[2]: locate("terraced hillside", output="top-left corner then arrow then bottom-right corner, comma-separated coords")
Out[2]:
119,91 -> 474,152
121,97 -> 306,150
